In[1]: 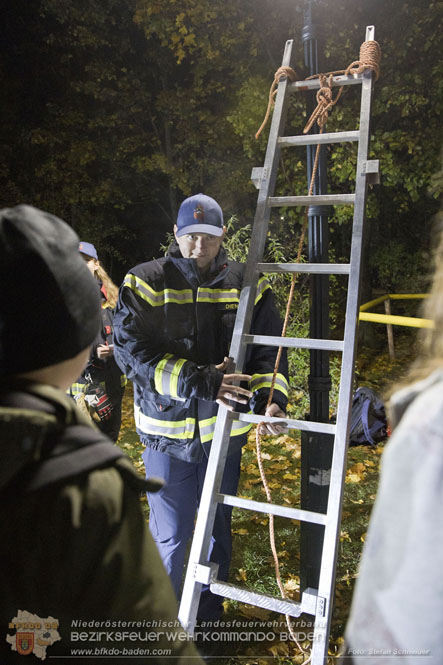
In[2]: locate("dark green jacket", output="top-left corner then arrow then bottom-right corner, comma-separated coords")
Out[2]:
0,381 -> 203,664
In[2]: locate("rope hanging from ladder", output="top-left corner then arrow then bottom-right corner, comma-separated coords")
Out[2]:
255,39 -> 381,140
253,38 -> 381,663
255,66 -> 297,140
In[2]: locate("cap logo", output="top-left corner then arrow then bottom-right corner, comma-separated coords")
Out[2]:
193,205 -> 204,221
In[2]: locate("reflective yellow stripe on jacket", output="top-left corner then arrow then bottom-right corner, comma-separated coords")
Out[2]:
255,276 -> 271,304
69,382 -> 87,396
249,373 -> 289,398
199,415 -> 252,444
134,405 -> 195,440
154,354 -> 187,399
196,287 -> 240,304
123,274 -> 193,307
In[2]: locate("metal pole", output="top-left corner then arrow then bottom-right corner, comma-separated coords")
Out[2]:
300,0 -> 333,592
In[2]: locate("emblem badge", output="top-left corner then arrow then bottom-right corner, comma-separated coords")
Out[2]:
193,205 -> 204,220
17,632 -> 34,655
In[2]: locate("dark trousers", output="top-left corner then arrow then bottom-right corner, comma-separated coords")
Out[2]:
142,445 -> 242,621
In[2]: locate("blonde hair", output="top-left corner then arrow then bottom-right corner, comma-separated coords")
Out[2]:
95,263 -> 119,309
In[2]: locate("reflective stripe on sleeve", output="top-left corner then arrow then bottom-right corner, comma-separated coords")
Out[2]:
123,273 -> 193,307
255,276 -> 271,304
196,287 -> 240,304
69,382 -> 87,396
249,373 -> 289,398
154,354 -> 188,398
134,405 -> 195,440
199,415 -> 253,444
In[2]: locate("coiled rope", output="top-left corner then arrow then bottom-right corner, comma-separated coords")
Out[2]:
253,38 -> 381,663
255,40 -> 381,139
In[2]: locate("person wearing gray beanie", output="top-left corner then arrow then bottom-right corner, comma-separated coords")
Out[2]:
0,205 -> 204,665
0,205 -> 102,376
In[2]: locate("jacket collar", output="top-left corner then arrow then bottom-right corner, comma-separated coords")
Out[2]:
167,241 -> 230,288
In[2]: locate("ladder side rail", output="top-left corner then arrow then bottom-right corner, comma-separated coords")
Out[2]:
230,38 -> 294,371
178,409 -> 236,631
179,39 -> 295,633
311,59 -> 376,664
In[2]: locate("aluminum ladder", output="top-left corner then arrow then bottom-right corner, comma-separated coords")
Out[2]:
179,25 -> 379,664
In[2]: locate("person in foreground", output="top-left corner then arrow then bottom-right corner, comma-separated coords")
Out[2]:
0,205 -> 203,664
113,193 -> 289,621
342,215 -> 443,664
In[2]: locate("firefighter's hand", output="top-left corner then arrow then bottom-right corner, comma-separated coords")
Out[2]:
258,403 -> 288,435
97,344 -> 114,359
215,357 -> 230,372
216,373 -> 252,411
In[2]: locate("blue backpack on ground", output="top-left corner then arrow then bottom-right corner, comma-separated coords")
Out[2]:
349,386 -> 387,446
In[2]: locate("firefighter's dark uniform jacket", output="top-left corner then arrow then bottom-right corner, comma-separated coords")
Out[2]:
113,243 -> 289,462
70,288 -> 126,400
0,381 -> 203,665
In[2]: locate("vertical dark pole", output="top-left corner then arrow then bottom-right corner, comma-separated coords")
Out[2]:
300,0 -> 333,592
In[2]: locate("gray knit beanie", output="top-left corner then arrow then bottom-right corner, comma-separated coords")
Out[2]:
0,205 -> 101,376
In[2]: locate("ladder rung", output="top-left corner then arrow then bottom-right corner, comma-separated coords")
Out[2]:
235,412 -> 336,435
243,334 -> 344,352
209,581 -> 303,618
217,493 -> 327,525
269,194 -> 355,207
289,73 -> 364,92
257,262 -> 351,275
279,131 -> 359,147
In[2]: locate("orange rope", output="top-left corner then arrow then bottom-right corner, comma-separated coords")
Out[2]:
255,39 -> 381,139
255,66 -> 297,140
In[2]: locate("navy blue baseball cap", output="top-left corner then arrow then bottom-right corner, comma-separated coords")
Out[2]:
176,194 -> 224,237
79,241 -> 98,260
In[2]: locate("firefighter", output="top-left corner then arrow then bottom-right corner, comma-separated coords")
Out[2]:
113,193 -> 289,620
69,241 -> 126,442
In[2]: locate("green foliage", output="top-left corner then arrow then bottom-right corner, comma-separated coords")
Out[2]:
1,0 -> 442,291
369,240 -> 430,293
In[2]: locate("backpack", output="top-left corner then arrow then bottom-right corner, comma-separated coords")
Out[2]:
349,386 -> 387,446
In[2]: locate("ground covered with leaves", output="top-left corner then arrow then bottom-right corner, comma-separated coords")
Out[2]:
116,333 -> 416,664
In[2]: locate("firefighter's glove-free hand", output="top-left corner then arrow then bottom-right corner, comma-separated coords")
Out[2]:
216,373 -> 252,411
258,403 -> 288,436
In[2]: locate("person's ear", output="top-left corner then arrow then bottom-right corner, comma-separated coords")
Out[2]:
221,225 -> 227,240
173,224 -> 178,240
